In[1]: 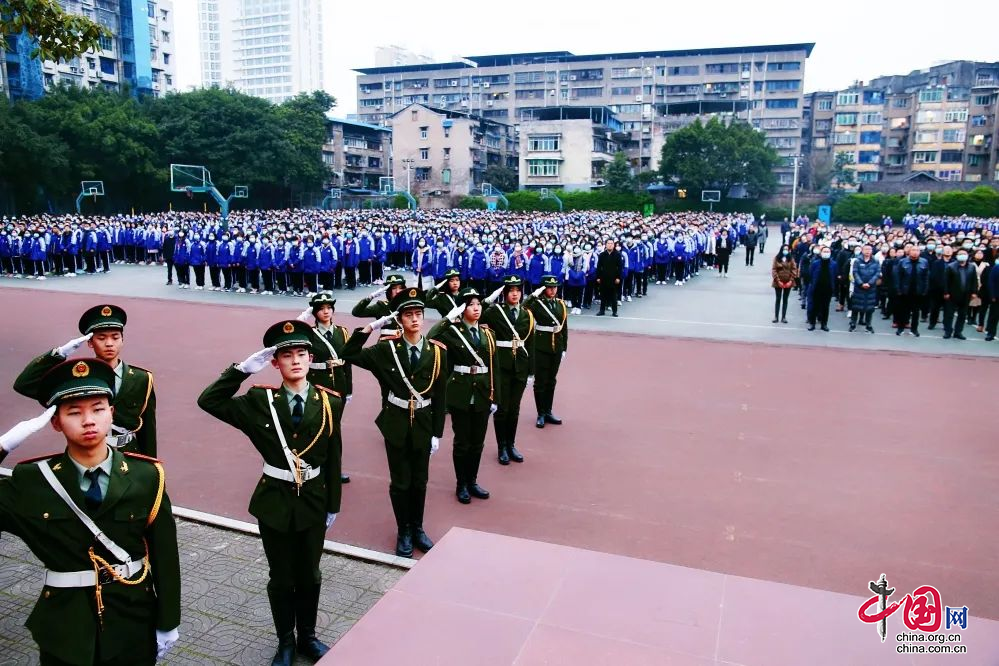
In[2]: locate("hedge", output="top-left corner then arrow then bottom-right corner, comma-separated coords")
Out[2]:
831,187 -> 999,223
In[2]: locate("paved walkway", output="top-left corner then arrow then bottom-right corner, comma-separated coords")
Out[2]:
0,518 -> 403,665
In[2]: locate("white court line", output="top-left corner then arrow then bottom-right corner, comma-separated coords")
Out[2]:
0,467 -> 413,570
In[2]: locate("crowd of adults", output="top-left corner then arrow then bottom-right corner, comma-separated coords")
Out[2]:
2,208 -> 998,339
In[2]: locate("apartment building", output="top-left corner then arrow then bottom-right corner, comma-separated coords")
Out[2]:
323,116 -> 392,191
518,106 -> 624,191
354,43 -> 813,186
803,61 -> 999,185
3,0 -> 175,100
389,103 -> 518,198
196,0 -> 324,104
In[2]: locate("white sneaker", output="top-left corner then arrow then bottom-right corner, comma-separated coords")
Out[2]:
37,276 -> 46,281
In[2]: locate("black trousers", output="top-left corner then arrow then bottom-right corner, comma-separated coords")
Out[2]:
334,264 -> 343,290
275,270 -> 287,292
583,279 -> 596,307
234,266 -> 247,289
533,350 -> 562,416
943,300 -> 969,336
320,271 -> 333,291
193,264 -> 205,287
85,251 -> 97,273
209,266 -> 221,288
493,367 -> 528,446
672,259 -> 685,281
808,292 -> 832,326
598,281 -> 618,314
344,267 -> 357,290
386,431 -> 431,533
450,408 -> 490,485
41,636 -> 156,666
259,523 -> 325,593
745,246 -> 756,266
894,294 -> 922,331
925,292 -> 944,327
372,260 -> 384,283
165,260 -> 175,283
290,272 -> 304,293
221,266 -> 232,289
773,287 -> 791,320
246,268 -> 260,291
850,309 -> 874,327
176,264 -> 190,285
717,253 -> 730,274
100,250 -> 110,272
566,285 -> 583,309
986,300 -> 999,336
262,270 -> 274,292
656,263 -> 668,281
305,272 -> 319,293
359,261 -> 372,285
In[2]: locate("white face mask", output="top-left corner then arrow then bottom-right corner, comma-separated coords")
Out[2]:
821,252 -> 831,260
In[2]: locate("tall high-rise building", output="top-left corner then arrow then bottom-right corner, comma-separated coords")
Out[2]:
196,0 -> 324,104
2,0 -> 176,100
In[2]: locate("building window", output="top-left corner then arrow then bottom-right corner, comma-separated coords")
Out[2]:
860,112 -> 882,125
441,168 -> 451,184
944,108 -> 968,123
912,151 -> 938,164
835,113 -> 857,125
411,110 -> 418,120
99,35 -> 114,51
420,126 -> 428,139
915,110 -> 938,123
419,148 -> 429,160
816,99 -> 833,110
527,159 -> 560,177
147,1 -> 155,18
973,94 -> 996,106
768,61 -> 801,71
705,63 -> 739,74
940,150 -> 964,163
163,53 -> 170,65
858,150 -> 880,164
937,169 -> 962,181
892,96 -> 910,108
161,31 -> 170,43
859,131 -> 881,144
833,133 -> 856,145
942,129 -> 965,143
837,92 -> 859,106
415,167 -> 431,181
857,171 -> 879,182
919,88 -> 944,103
528,135 -> 560,151
765,99 -> 798,109
915,130 -> 938,143
968,154 -> 983,167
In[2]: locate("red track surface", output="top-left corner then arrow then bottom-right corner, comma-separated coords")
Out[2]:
2,289 -> 996,620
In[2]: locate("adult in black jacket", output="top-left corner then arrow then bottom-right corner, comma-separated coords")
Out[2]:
162,230 -> 177,286
744,227 -> 759,267
943,251 -> 978,340
834,244 -> 853,311
892,246 -> 929,336
926,246 -> 952,329
595,240 -> 623,317
716,229 -> 735,276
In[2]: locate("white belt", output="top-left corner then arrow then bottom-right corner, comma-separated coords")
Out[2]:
44,559 -> 144,588
263,462 -> 321,483
387,392 -> 431,410
107,425 -> 136,449
535,325 -> 562,333
495,340 -> 524,348
308,361 -> 344,370
453,365 -> 488,375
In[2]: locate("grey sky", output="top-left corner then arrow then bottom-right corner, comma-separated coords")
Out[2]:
175,0 -> 999,115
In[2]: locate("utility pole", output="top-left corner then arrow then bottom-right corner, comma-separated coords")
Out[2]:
790,154 -> 801,221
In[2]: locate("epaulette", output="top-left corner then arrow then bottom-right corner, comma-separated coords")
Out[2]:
18,452 -> 62,465
429,339 -> 447,350
480,324 -> 490,330
126,363 -> 151,375
123,451 -> 163,464
338,325 -> 349,337
315,385 -> 342,398
252,384 -> 280,390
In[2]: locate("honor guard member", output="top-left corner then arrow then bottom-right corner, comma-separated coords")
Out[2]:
297,292 -> 353,484
13,304 -> 157,457
351,273 -> 407,331
428,287 -> 500,504
482,276 -> 535,465
0,359 -> 180,665
524,275 -> 569,428
197,320 -> 343,666
341,288 -> 447,558
425,267 -> 462,317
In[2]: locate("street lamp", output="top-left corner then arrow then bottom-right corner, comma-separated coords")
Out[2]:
788,154 -> 802,222
401,158 -> 415,194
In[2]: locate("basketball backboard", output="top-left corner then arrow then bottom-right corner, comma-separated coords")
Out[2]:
907,191 -> 931,206
379,177 -> 396,195
234,185 -> 249,198
701,190 -> 721,203
170,164 -> 211,192
80,180 -> 104,196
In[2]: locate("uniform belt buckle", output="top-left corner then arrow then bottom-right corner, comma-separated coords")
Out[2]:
299,462 -> 313,478
469,366 -> 478,375
98,567 -> 118,585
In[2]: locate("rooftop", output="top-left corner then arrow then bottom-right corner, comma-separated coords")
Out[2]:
325,115 -> 391,133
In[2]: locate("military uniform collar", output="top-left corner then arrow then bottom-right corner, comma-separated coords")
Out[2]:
67,444 -> 113,481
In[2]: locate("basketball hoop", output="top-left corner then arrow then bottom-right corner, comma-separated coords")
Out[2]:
186,186 -> 194,199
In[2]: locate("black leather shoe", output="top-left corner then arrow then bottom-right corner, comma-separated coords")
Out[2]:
507,445 -> 524,463
411,526 -> 434,552
808,325 -> 816,331
456,484 -> 471,504
954,333 -> 966,340
986,334 -> 995,341
498,446 -> 510,465
395,529 -> 414,558
536,415 -> 546,428
821,326 -> 829,332
896,329 -> 903,336
272,641 -> 295,666
596,310 -> 605,316
468,483 -> 490,499
297,637 -> 330,662
544,413 -> 562,425
912,330 -> 920,337
340,473 -> 350,484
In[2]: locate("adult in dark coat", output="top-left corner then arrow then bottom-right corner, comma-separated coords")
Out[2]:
892,246 -> 930,336
985,260 -> 999,341
806,247 -> 837,331
161,229 -> 176,286
850,245 -> 880,332
744,227 -> 759,267
943,250 -> 979,340
595,240 -> 623,317
926,245 -> 952,329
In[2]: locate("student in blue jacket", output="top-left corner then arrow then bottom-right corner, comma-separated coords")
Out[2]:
29,232 -> 47,279
188,233 -> 206,290
258,236 -> 274,294
303,237 -> 322,295
411,238 -> 433,289
143,225 -> 161,264
319,236 -> 337,291
286,238 -> 305,296
566,248 -> 587,314
341,233 -> 359,290
243,235 -> 261,294
372,230 -> 387,284
272,239 -> 288,294
206,232 -> 221,290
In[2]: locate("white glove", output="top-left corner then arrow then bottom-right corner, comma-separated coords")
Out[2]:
485,285 -> 504,304
0,406 -> 57,454
156,627 -> 179,661
296,307 -> 313,322
430,436 -> 440,455
236,346 -> 276,374
527,375 -> 535,386
445,303 -> 464,323
345,394 -> 352,405
489,404 -> 498,415
561,351 -> 566,361
54,333 -> 92,358
326,512 -> 337,529
434,279 -> 447,290
532,286 -> 545,297
368,285 -> 388,299
370,312 -> 396,331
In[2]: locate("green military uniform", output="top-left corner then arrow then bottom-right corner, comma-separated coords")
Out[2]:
351,273 -> 406,331
524,275 -> 569,427
0,359 -> 180,666
481,276 -> 535,464
340,287 -> 447,558
427,287 -> 501,504
13,305 -> 157,457
197,320 -> 343,665
425,268 -> 462,317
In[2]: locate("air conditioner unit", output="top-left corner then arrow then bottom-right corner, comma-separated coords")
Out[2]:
487,100 -> 494,107
95,71 -> 103,78
635,95 -> 643,102
570,75 -> 577,81
482,82 -> 490,88
472,82 -> 480,88
460,100 -> 469,106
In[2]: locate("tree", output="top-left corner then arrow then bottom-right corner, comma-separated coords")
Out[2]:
602,151 -> 634,193
659,117 -> 781,197
2,0 -> 108,62
482,165 -> 518,192
806,151 -> 834,192
832,151 -> 856,190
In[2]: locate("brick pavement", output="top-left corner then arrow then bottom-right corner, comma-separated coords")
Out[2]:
0,518 -> 403,665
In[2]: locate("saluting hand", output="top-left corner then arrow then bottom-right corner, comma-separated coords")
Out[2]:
0,405 -> 57,453
485,285 -> 504,304
236,346 -> 277,374
445,303 -> 464,323
54,332 -> 93,358
430,436 -> 440,455
367,312 -> 397,333
434,279 -> 447,290
296,307 -> 313,322
368,285 -> 388,299
532,286 -> 545,298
